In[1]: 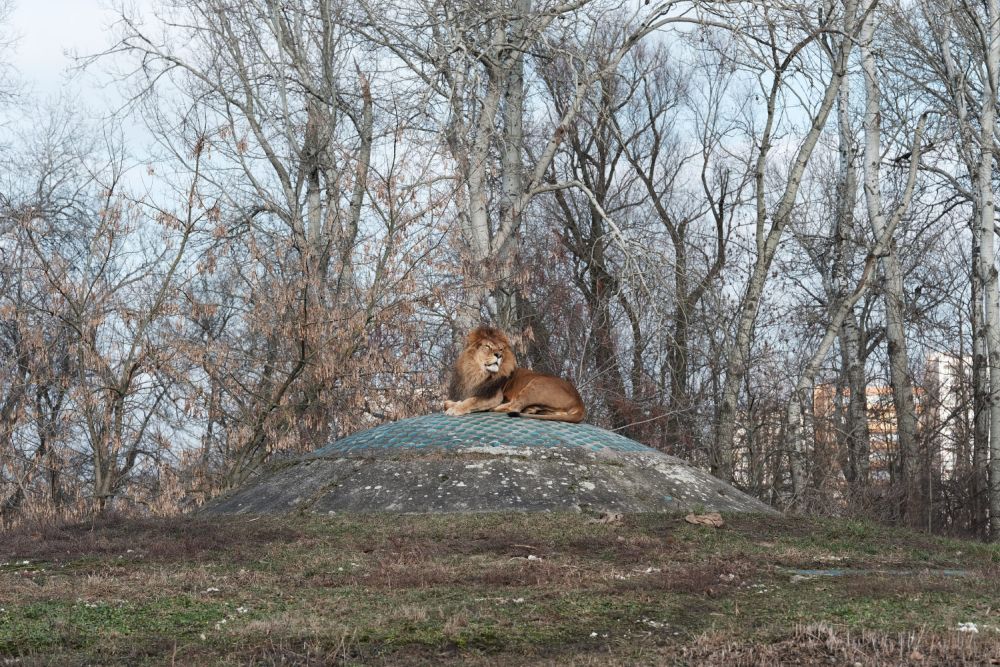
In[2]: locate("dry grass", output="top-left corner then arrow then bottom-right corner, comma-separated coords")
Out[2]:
1,512 -> 999,665
682,622 -> 996,666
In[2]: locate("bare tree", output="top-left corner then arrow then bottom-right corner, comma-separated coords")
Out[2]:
857,0 -> 921,523
0,0 -> 18,115
830,55 -> 872,496
1,110 -> 101,519
973,0 -> 1000,539
0,213 -> 70,522
885,0 -> 1000,538
612,37 -> 744,453
358,0 -> 698,330
537,34 -> 656,434
104,0 -> 387,485
782,98 -> 927,510
707,0 -> 864,481
22,141 -> 204,512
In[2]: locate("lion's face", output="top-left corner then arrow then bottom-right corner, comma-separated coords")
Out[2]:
454,327 -> 517,392
473,337 -> 508,375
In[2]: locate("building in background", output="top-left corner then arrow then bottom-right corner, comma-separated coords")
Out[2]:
813,384 -> 900,482
924,353 -> 973,478
813,353 -> 972,486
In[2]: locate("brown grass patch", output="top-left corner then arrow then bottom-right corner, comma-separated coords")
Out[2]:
834,574 -> 980,600
340,552 -> 594,590
610,561 -> 743,596
562,532 -> 677,565
0,514 -> 304,564
682,622 -> 1000,666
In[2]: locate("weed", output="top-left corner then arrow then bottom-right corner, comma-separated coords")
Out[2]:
1,512 -> 998,665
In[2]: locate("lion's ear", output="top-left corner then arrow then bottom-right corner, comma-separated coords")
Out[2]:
466,327 -> 487,346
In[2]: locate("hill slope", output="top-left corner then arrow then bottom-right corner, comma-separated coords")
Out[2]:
2,512 -> 999,665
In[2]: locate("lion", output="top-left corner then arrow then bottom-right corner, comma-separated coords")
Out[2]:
443,326 -> 586,423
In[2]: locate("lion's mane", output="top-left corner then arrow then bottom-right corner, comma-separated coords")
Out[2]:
447,326 -> 516,400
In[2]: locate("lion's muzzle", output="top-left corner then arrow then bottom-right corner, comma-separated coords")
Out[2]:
485,353 -> 502,373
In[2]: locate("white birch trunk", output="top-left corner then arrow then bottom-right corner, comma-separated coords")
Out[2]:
786,105 -> 926,507
830,57 -> 869,492
977,0 -> 1000,540
972,226 -> 991,535
714,0 -> 859,481
931,0 -> 994,537
860,3 -> 921,522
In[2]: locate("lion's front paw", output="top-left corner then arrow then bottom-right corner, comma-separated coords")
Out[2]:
444,401 -> 469,416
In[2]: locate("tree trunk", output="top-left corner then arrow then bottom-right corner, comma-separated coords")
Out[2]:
859,10 -> 921,523
665,297 -> 692,455
784,22 -> 927,510
589,271 -> 634,434
976,0 -> 1000,540
840,314 -> 871,491
495,0 -> 528,329
972,220 -> 990,537
883,261 -> 920,522
714,1 -> 858,480
831,51 -> 870,494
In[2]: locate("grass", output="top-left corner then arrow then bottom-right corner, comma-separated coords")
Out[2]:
1,512 -> 998,665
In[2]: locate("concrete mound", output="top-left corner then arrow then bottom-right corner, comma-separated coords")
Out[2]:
204,412 -> 777,515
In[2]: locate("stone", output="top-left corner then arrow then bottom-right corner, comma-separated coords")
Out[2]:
203,412 -> 778,515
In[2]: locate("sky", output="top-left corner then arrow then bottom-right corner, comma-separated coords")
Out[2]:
4,0 -> 164,174
8,0 -> 118,98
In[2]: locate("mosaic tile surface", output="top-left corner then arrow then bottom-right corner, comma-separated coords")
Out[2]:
311,412 -> 655,456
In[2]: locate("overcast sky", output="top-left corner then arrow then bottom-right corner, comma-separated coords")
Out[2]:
7,0 -> 148,104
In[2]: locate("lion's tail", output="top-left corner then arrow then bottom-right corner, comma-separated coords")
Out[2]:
508,405 -> 586,424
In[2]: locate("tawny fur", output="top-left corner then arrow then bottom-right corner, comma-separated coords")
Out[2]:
444,327 -> 586,423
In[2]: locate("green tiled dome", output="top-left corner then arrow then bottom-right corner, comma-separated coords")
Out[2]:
311,412 -> 654,456
205,411 -> 778,516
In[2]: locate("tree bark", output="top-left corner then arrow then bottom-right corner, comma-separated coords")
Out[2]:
714,1 -> 859,481
839,313 -> 871,490
831,63 -> 870,493
784,113 -> 925,509
859,7 -> 921,524
977,0 -> 1000,540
